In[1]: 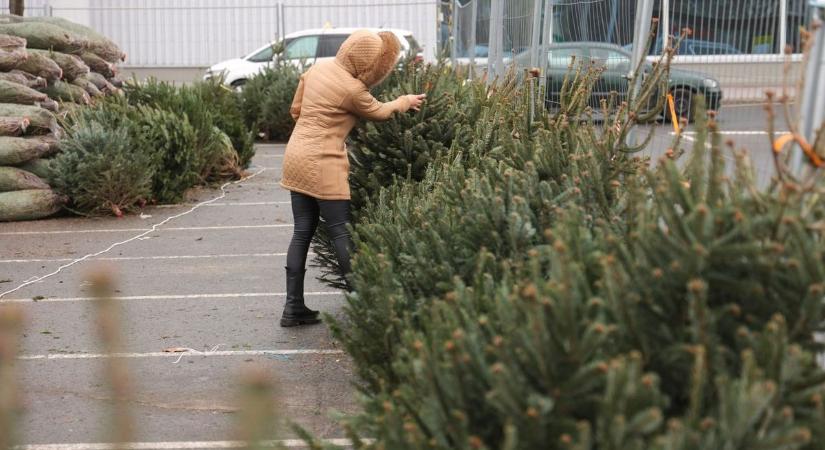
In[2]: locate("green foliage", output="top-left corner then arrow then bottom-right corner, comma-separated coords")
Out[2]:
240,62 -> 302,142
312,55 -> 663,289
331,81 -> 647,387
307,61 -> 825,449
193,80 -> 256,168
129,105 -> 199,203
52,78 -> 258,216
51,120 -> 153,216
55,94 -> 205,213
347,61 -> 495,213
123,77 -> 253,170
312,62 -> 524,288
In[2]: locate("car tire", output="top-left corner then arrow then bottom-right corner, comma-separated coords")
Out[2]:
231,79 -> 247,92
667,88 -> 694,123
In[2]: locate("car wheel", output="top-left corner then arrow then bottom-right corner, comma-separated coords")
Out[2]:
668,88 -> 694,123
231,80 -> 247,92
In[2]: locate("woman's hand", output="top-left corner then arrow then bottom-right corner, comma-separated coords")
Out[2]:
405,94 -> 426,112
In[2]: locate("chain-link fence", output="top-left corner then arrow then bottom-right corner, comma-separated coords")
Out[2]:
450,0 -> 820,186
646,0 -> 815,185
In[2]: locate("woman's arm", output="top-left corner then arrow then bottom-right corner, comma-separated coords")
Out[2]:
289,73 -> 306,121
347,87 -> 412,121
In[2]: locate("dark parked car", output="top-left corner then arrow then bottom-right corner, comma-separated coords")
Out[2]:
544,42 -> 722,121
622,36 -> 743,56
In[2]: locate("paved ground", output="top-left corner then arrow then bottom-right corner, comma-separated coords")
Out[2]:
638,103 -> 790,187
0,144 -> 356,448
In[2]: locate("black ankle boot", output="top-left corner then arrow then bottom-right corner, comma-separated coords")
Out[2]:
280,268 -> 321,327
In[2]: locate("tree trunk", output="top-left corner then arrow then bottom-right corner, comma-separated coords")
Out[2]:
9,0 -> 24,16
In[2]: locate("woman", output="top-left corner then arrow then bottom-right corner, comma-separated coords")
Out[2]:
279,29 -> 426,327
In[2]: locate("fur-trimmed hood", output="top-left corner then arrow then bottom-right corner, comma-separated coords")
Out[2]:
335,29 -> 400,87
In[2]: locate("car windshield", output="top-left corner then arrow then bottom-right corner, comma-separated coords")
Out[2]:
248,45 -> 275,62
285,35 -> 319,60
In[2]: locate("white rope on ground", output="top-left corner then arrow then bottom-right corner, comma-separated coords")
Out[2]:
169,344 -> 224,364
0,169 -> 267,300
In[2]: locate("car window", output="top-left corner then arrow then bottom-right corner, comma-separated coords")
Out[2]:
590,48 -> 630,70
285,36 -> 319,60
547,48 -> 584,67
248,45 -> 275,63
316,34 -> 349,58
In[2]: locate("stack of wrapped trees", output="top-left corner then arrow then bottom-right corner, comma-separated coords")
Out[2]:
0,14 -> 125,221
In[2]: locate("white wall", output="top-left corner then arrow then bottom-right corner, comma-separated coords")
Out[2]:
0,0 -> 50,16
26,0 -> 439,68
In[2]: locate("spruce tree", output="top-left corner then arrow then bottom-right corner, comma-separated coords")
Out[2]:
314,96 -> 825,450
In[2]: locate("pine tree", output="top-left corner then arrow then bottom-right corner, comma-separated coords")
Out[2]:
316,94 -> 825,449
312,50 -> 670,288
311,61 -> 499,288
240,61 -> 302,142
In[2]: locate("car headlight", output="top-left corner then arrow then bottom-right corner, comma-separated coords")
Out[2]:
703,79 -> 719,89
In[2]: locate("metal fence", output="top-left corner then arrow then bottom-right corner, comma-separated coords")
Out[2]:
451,0 -> 813,96
450,0 -> 821,186
2,0 -> 440,67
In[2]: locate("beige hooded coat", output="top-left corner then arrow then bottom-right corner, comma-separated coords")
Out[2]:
280,30 -> 412,200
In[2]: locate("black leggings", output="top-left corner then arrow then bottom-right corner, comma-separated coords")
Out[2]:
286,191 -> 353,278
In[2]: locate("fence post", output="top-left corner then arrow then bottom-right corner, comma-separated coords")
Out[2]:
627,0 -> 654,147
42,0 -> 52,17
792,2 -> 825,175
539,0 -> 553,92
530,0 -> 543,70
280,3 -> 287,43
469,0 -> 477,76
661,0 -> 669,50
451,0 -> 458,67
487,0 -> 504,82
780,0 -> 789,52
629,0 -> 654,92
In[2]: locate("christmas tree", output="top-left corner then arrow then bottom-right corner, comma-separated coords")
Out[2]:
312,96 -> 825,450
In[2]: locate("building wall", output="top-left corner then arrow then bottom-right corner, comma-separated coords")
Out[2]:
5,0 -> 438,68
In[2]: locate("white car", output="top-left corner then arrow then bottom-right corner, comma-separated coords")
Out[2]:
204,27 -> 422,89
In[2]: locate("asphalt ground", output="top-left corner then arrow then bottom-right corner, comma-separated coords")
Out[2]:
1,144 -> 356,449
637,104 -> 789,187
